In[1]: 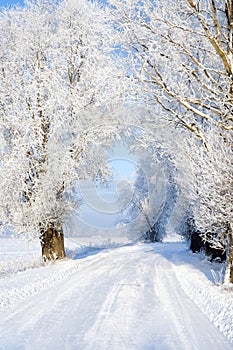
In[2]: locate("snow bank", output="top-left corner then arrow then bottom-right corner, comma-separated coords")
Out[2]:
0,236 -> 129,311
0,237 -> 41,278
168,244 -> 233,343
0,237 -> 232,346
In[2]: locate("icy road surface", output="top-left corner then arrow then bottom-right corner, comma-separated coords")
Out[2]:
0,243 -> 232,349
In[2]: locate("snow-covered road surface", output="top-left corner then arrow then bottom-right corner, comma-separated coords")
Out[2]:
0,243 -> 232,349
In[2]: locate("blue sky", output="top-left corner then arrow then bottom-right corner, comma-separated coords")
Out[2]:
0,0 -> 24,8
77,145 -> 138,230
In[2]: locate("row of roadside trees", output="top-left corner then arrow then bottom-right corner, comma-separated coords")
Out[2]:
0,0 -> 232,283
109,0 -> 233,283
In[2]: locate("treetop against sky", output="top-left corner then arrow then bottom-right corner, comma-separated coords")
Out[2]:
0,0 -> 108,10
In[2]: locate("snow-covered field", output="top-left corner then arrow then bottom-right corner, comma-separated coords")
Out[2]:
0,236 -> 232,349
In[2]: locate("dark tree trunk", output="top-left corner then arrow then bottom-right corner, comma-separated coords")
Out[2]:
224,224 -> 233,284
148,226 -> 160,242
228,230 -> 233,284
40,225 -> 66,261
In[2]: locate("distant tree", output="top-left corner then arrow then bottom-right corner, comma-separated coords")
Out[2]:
116,124 -> 184,242
0,0 -> 125,260
117,175 -> 157,241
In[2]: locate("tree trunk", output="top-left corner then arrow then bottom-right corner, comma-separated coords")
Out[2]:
149,226 -> 159,242
40,225 -> 66,261
224,224 -> 233,284
229,229 -> 233,284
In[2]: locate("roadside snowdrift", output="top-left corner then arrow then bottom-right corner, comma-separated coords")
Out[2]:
0,237 -> 232,349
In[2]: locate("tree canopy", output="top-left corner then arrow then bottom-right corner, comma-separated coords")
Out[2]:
0,0 -> 232,283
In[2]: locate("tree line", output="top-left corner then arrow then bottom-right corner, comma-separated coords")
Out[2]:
0,0 -> 232,284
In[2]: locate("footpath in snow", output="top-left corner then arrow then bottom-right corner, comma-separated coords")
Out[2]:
0,238 -> 232,349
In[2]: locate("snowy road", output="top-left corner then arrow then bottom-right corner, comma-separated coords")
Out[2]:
0,243 -> 232,349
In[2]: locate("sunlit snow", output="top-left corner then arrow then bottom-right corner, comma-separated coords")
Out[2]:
0,236 -> 232,349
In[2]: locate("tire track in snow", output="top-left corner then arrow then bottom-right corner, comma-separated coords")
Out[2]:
0,244 -> 232,350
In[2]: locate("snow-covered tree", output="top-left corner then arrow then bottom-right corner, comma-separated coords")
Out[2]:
0,0 -> 126,260
153,124 -> 233,283
124,155 -> 178,242
109,0 -> 233,283
116,116 -> 233,282
116,167 -> 158,241
115,122 -> 186,242
109,0 -> 233,134
181,128 -> 233,283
